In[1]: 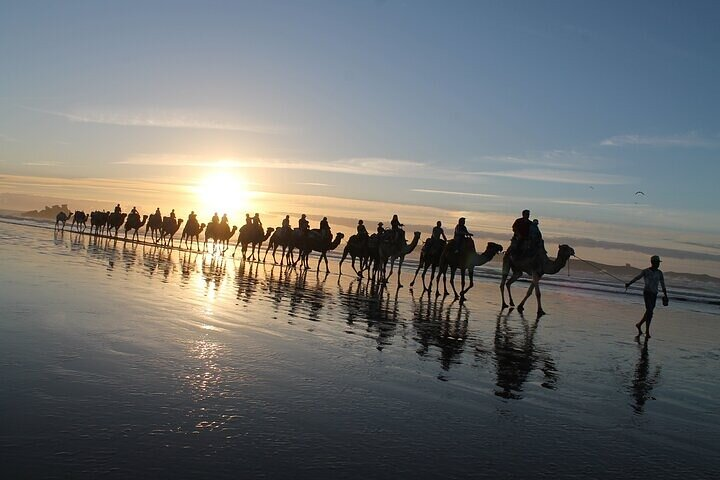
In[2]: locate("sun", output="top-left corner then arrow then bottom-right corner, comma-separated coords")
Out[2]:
195,170 -> 250,220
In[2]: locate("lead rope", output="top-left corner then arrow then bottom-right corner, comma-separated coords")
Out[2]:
570,254 -> 626,285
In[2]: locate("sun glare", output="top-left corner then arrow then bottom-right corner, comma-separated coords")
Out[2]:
195,170 -> 250,220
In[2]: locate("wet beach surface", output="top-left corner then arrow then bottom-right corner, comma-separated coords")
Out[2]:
1,221 -> 719,479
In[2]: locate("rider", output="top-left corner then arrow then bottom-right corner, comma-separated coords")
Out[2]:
212,212 -> 220,224
245,213 -> 252,227
299,214 -> 310,237
390,214 -> 404,242
510,209 -> 532,256
281,215 -> 291,233
221,213 -> 229,225
253,213 -> 262,230
356,220 -> 369,240
170,209 -> 176,221
114,203 -> 122,214
453,217 -> 473,253
130,206 -> 138,215
188,210 -> 198,225
377,222 -> 385,236
425,220 -> 447,254
154,207 -> 162,220
319,216 -> 331,240
529,218 -> 545,254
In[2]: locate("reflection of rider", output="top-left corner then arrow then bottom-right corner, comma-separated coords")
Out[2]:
453,217 -> 472,253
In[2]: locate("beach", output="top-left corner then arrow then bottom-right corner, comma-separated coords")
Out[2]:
1,219 -> 719,479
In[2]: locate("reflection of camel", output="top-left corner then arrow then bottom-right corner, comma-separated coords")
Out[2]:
339,235 -> 371,278
630,336 -> 660,414
71,210 -> 89,233
233,225 -> 273,260
500,244 -> 575,316
438,240 -> 503,301
262,228 -> 293,265
409,238 -> 446,294
107,211 -> 127,238
411,295 -> 469,372
492,310 -> 557,399
180,219 -> 206,251
160,217 -> 183,248
55,211 -> 73,231
123,214 -> 148,242
297,231 -> 344,273
144,213 -> 163,243
375,231 -> 421,287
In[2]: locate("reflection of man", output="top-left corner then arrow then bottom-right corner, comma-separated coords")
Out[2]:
631,336 -> 660,414
625,255 -> 668,338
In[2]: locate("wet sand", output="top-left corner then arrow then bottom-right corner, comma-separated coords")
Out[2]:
1,221 -> 719,479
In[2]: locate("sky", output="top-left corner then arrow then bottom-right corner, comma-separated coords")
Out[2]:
1,0 -> 720,273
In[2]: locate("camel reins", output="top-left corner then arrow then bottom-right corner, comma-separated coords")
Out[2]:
570,254 -> 627,285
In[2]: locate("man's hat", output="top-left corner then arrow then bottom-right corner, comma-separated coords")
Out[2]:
378,222 -> 384,226
651,255 -> 662,263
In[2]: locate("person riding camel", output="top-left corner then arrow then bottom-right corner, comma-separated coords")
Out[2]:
510,209 -> 532,257
319,216 -> 331,241
245,213 -> 252,227
424,220 -> 447,254
188,211 -> 198,226
377,222 -> 385,236
390,214 -> 404,243
130,206 -> 138,215
170,209 -> 176,221
154,208 -> 162,221
114,204 -> 122,214
253,213 -> 262,230
529,218 -> 546,254
299,214 -> 310,237
356,220 -> 369,240
221,213 -> 229,225
453,217 -> 473,253
282,215 -> 291,234
212,212 -> 220,224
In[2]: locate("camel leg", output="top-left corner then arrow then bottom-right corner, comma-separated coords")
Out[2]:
506,271 -> 523,307
397,257 -> 405,288
461,268 -> 474,301
409,261 -> 423,288
517,273 -> 540,314
459,268 -> 466,301
450,267 -> 459,300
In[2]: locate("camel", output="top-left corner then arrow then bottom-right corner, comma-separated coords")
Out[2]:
55,211 -> 73,231
204,222 -> 238,253
262,227 -> 294,265
408,238 -> 446,294
123,214 -> 148,242
500,244 -> 575,316
296,231 -> 345,273
232,225 -> 273,260
438,240 -> 504,301
338,234 -> 371,278
71,210 -> 89,233
180,219 -> 206,251
107,211 -> 127,238
159,217 -> 183,248
90,211 -> 108,236
375,231 -> 421,287
144,213 -> 163,243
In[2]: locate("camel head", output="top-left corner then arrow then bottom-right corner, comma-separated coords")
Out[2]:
486,242 -> 504,255
558,244 -> 575,258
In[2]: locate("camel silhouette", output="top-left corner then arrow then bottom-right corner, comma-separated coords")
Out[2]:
123,214 -> 148,242
262,227 -> 294,265
500,244 -> 575,316
144,212 -> 163,243
71,210 -> 89,233
438,240 -> 503,301
180,219 -> 206,251
409,238 -> 447,294
159,216 -> 183,248
205,221 -> 238,254
107,211 -> 127,238
296,231 -> 345,273
374,231 -> 421,287
90,211 -> 109,236
338,234 -> 372,278
233,225 -> 273,260
55,211 -> 73,231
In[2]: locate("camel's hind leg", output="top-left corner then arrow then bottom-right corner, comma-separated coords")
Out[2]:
449,267 -> 460,300
460,267 -> 474,301
409,261 -> 423,288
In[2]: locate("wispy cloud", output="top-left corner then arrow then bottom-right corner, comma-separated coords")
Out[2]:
600,133 -> 716,148
411,188 -> 498,198
467,168 -> 631,185
22,162 -> 62,167
296,182 -> 333,187
116,154 -> 432,178
24,106 -> 288,134
479,149 -> 592,169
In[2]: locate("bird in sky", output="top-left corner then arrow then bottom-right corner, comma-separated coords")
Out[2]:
635,191 -> 646,196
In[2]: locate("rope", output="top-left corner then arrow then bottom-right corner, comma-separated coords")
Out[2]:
571,254 -> 626,285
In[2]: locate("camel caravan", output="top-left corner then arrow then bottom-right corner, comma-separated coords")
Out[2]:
54,204 -> 574,314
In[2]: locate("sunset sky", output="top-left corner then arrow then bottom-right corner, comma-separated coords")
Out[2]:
1,1 -> 720,273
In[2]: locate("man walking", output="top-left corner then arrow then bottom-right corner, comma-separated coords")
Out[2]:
625,255 -> 668,338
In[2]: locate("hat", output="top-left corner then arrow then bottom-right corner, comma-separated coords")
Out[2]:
378,222 -> 384,226
651,255 -> 661,263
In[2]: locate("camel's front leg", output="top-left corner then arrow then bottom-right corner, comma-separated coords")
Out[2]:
505,271 -> 523,307
409,261 -> 423,288
397,257 -> 405,288
517,273 -> 540,314
450,267 -> 459,299
461,267 -> 474,300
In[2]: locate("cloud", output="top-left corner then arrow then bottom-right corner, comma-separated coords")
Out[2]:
479,150 -> 593,169
296,182 -> 333,187
466,168 -> 631,185
116,154 -> 434,178
411,188 -> 498,198
22,162 -> 62,167
600,133 -> 716,148
23,106 -> 287,134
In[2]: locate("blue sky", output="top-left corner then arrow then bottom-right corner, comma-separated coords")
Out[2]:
1,0 -> 720,240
